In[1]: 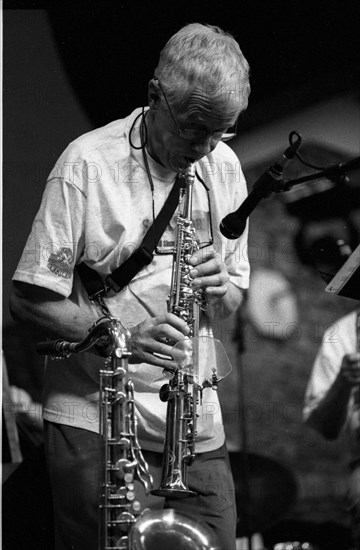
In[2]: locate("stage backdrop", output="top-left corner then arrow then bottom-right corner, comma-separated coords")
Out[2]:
3,6 -> 360,545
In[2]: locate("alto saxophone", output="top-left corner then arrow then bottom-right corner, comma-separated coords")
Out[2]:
151,163 -> 217,499
37,317 -> 153,550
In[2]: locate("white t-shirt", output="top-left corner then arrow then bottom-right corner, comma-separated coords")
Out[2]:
303,310 -> 360,459
13,108 -> 250,452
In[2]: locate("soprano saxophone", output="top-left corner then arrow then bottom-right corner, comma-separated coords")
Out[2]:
151,163 -> 218,499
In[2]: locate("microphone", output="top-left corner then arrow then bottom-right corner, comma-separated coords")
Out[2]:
220,135 -> 302,239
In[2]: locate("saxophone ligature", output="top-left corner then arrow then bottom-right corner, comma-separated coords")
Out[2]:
151,163 -> 223,499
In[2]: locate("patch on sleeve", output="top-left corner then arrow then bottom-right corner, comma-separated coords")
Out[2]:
47,247 -> 73,279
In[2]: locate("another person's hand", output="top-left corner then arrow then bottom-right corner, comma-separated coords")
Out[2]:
9,386 -> 43,430
339,352 -> 360,386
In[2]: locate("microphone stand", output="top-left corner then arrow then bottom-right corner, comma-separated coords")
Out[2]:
235,297 -> 253,550
226,155 -> 360,549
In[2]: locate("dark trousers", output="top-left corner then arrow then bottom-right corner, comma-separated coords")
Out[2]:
348,464 -> 360,549
44,421 -> 237,550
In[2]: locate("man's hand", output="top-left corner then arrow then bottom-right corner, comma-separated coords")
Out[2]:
129,313 -> 190,370
339,352 -> 360,386
187,247 -> 244,319
188,248 -> 230,299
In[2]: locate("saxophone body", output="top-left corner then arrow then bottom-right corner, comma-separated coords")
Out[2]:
98,318 -> 153,549
151,163 -> 206,499
168,162 -> 205,337
37,317 -> 153,549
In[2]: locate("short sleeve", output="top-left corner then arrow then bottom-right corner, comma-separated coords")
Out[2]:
13,178 -> 86,297
303,318 -> 353,421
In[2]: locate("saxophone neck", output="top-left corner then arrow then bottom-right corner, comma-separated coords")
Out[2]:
181,163 -> 196,190
179,163 -> 196,218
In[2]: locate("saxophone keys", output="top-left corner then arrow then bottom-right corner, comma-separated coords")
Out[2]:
118,436 -> 130,449
124,472 -> 134,484
115,458 -> 137,478
159,383 -> 171,402
132,501 -> 142,513
126,489 -> 136,501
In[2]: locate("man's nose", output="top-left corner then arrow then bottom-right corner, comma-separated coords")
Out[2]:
190,135 -> 216,157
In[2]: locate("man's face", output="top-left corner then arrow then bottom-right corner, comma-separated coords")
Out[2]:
148,91 -> 238,173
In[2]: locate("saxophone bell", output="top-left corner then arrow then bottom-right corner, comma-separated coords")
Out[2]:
130,509 -> 221,549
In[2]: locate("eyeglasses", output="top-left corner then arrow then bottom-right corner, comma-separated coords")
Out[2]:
155,79 -> 238,142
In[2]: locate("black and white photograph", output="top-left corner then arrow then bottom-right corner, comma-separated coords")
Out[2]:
2,2 -> 360,549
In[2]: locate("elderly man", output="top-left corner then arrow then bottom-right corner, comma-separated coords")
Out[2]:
10,23 -> 250,550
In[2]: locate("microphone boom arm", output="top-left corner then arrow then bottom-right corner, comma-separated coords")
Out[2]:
220,132 -> 360,241
282,156 -> 360,188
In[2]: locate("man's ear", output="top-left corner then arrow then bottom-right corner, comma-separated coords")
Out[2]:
148,79 -> 161,110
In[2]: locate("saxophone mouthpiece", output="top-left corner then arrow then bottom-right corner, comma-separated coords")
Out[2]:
184,161 -> 196,179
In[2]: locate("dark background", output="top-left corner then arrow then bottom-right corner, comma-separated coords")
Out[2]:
4,1 -> 360,126
3,1 -> 360,325
2,2 -> 360,548
38,1 -> 360,126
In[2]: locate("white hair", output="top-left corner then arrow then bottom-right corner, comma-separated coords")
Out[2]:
154,23 -> 250,117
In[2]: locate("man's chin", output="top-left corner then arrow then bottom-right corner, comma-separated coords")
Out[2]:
170,156 -> 196,173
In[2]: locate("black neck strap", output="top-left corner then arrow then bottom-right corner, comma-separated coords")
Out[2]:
77,172 -> 184,303
77,109 -> 190,307
105,172 -> 184,293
